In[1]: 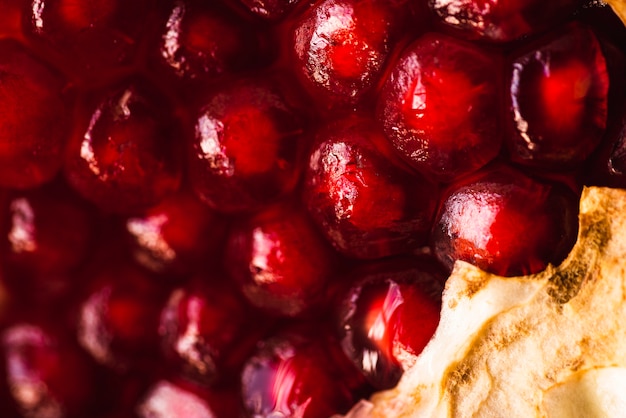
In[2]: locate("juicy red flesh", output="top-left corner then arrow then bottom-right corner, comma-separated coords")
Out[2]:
377,32 -> 502,181
0,40 -> 69,189
427,0 -> 580,43
64,80 -> 182,214
0,1 -> 621,417
240,328 -> 365,418
289,0 -> 410,107
188,77 -> 308,213
304,115 -> 439,259
431,164 -> 579,276
225,201 -> 337,317
507,23 -> 609,168
337,257 -> 445,389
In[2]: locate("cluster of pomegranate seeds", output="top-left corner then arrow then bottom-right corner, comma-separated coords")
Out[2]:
0,0 -> 623,417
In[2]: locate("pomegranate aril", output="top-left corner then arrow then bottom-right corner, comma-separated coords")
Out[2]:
507,23 -> 609,169
427,0 -> 580,43
431,164 -> 579,277
76,262 -> 168,370
188,75 -> 309,213
153,0 -> 267,83
304,115 -> 439,259
377,32 -> 502,182
225,200 -> 338,317
0,39 -> 70,189
240,327 -> 364,418
337,257 -> 444,389
22,0 -> 155,81
159,276 -> 259,386
2,323 -> 98,418
289,0 -> 411,108
64,79 -> 182,214
236,0 -> 303,21
125,191 -> 227,275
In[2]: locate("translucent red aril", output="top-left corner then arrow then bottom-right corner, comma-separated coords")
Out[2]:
427,0 -> 580,43
77,263 -> 167,370
289,0 -> 410,107
159,277 -> 256,386
0,182 -> 94,302
507,23 -> 609,168
377,32 -> 502,182
337,257 -> 444,389
22,0 -> 154,80
125,191 -> 227,275
64,80 -> 182,214
225,201 -> 337,317
304,115 -> 439,259
2,323 -> 97,417
0,40 -> 69,189
188,76 -> 308,213
237,0 -> 302,21
137,379 -> 241,418
240,328 -> 363,418
155,0 -> 264,82
431,164 -> 579,277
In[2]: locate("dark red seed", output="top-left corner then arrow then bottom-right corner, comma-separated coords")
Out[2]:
377,32 -> 502,182
304,115 -> 439,259
64,79 -> 182,214
0,40 -> 69,189
506,23 -> 609,168
240,328 -> 362,418
2,323 -> 97,417
125,191 -> 227,275
289,0 -> 410,107
225,201 -> 337,317
236,0 -> 302,21
427,0 -> 580,43
188,76 -> 308,213
431,164 -> 579,277
337,257 -> 444,389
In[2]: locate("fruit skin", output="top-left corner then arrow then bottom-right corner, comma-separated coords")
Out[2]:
377,32 -> 502,182
0,39 -> 70,189
304,115 -> 439,259
431,164 -> 579,277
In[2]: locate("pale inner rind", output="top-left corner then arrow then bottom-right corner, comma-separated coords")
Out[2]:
341,187 -> 626,418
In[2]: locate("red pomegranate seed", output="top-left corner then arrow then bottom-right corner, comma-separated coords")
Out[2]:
289,0 -> 410,107
64,79 -> 182,214
137,379 -> 240,418
236,0 -> 302,20
377,32 -> 502,182
431,164 -> 579,277
507,23 -> 609,168
125,191 -> 227,275
225,201 -> 337,317
159,277 -> 258,386
337,257 -> 444,389
154,0 -> 265,82
304,115 -> 439,259
188,76 -> 308,213
240,327 -> 363,418
0,40 -> 69,189
22,0 -> 154,81
427,0 -> 580,43
77,263 -> 167,370
2,323 -> 97,418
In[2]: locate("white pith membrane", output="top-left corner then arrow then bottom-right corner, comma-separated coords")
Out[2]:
341,187 -> 626,416
339,185 -> 626,418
